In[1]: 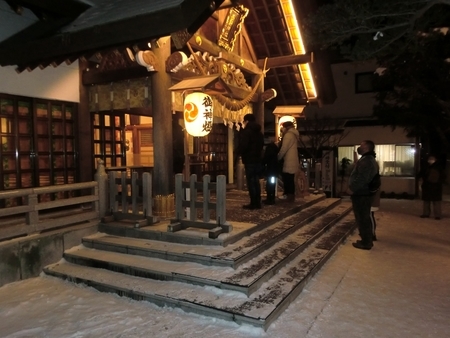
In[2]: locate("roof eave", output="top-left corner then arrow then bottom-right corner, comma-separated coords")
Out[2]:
0,0 -> 224,67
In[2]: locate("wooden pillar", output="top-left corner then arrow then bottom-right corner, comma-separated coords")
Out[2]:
151,38 -> 174,195
78,59 -> 94,182
253,74 -> 264,133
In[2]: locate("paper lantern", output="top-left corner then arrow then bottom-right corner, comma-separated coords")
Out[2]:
184,92 -> 213,137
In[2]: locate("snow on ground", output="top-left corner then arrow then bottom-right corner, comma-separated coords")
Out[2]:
0,199 -> 449,338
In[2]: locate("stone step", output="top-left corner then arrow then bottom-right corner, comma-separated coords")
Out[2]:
83,198 -> 346,269
97,194 -> 326,247
44,213 -> 356,330
64,202 -> 352,296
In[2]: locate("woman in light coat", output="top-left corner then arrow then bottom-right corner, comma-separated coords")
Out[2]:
277,121 -> 300,202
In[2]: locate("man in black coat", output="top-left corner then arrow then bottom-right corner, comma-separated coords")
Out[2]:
418,155 -> 445,220
348,140 -> 379,250
236,114 -> 264,209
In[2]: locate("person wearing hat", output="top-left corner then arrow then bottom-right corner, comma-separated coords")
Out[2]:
277,121 -> 300,202
236,113 -> 265,209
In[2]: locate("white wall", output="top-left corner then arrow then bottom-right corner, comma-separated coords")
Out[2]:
340,126 -> 415,145
306,61 -> 377,118
0,64 -> 80,102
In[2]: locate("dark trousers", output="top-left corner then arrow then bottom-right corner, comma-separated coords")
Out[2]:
245,163 -> 262,205
351,194 -> 373,246
282,172 -> 295,195
423,200 -> 442,218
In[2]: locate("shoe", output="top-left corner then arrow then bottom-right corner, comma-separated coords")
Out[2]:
356,239 -> 368,244
435,217 -> 441,220
286,194 -> 295,202
352,241 -> 372,250
419,215 -> 429,218
263,199 -> 275,205
242,204 -> 261,210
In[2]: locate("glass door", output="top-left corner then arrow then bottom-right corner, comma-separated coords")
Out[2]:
92,111 -> 126,170
0,94 -> 77,205
1,98 -> 33,196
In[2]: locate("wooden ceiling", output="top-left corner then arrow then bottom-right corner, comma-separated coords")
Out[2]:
242,0 -> 308,106
241,0 -> 336,107
0,0 -> 336,107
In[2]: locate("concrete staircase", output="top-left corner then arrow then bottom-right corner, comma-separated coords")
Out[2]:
43,193 -> 356,330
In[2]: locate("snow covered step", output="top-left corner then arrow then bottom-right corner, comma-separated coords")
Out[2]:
214,200 -> 350,267
83,198 -> 346,269
63,202 -> 353,296
97,194 -> 327,247
227,215 -> 357,328
43,214 -> 356,330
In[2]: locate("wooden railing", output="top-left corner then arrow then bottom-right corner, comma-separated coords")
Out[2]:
1,161 -> 230,242
102,170 -> 158,227
0,182 -> 99,242
168,173 -> 232,239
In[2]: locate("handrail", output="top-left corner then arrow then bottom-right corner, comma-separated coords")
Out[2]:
0,181 -> 99,242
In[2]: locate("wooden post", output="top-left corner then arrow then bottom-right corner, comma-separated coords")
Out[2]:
121,172 -> 128,213
151,38 -> 173,195
174,173 -> 184,220
252,73 -> 265,133
203,175 -> 210,223
26,192 -> 39,227
142,172 -> 153,218
131,171 -> 138,215
78,59 -> 94,183
216,175 -> 226,225
108,172 -> 118,213
189,174 -> 197,221
94,159 -> 108,217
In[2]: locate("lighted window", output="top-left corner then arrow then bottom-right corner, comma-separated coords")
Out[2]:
338,144 -> 415,177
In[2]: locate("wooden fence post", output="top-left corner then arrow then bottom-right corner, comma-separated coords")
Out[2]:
203,175 -> 210,223
94,159 -> 108,218
26,191 -> 39,227
142,172 -> 152,218
189,174 -> 197,221
216,175 -> 226,225
175,174 -> 183,220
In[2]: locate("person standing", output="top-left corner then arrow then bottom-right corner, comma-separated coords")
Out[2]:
236,113 -> 264,210
348,140 -> 379,250
277,121 -> 300,202
418,155 -> 445,220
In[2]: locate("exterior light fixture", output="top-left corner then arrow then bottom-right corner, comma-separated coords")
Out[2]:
183,92 -> 214,137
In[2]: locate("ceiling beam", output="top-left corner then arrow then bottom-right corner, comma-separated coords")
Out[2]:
257,53 -> 312,69
170,70 -> 256,101
82,64 -> 154,85
188,34 -> 262,75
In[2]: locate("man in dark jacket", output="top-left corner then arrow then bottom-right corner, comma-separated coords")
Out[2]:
348,140 -> 379,250
236,113 -> 264,209
418,155 -> 445,220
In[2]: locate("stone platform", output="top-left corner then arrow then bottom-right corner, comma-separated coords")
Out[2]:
43,191 -> 356,330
